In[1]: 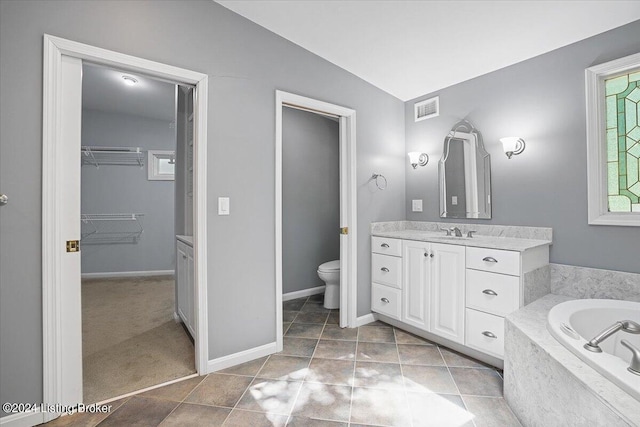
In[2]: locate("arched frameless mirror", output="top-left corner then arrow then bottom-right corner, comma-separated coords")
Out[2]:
439,120 -> 491,219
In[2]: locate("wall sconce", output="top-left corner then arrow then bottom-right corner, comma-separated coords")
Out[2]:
500,137 -> 526,159
408,152 -> 429,169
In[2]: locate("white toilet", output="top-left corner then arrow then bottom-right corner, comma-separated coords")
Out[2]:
317,260 -> 340,309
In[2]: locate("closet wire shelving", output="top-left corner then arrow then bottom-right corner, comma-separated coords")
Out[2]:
81,146 -> 145,168
81,213 -> 145,244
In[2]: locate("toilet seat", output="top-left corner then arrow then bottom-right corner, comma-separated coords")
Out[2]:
318,260 -> 340,272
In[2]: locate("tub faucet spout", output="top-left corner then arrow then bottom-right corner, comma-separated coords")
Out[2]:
584,320 -> 640,353
621,340 -> 640,375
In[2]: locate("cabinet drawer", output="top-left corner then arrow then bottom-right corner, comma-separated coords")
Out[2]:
372,283 -> 402,320
466,269 -> 519,317
372,236 -> 402,257
372,253 -> 402,289
465,309 -> 505,358
466,247 -> 520,276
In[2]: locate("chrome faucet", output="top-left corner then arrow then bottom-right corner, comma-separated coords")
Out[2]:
584,320 -> 640,352
450,227 -> 463,237
621,340 -> 640,375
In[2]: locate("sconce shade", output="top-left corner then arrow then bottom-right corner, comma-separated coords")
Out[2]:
408,152 -> 429,169
500,137 -> 526,159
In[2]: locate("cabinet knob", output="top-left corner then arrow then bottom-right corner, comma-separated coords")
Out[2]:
430,252 -> 434,258
380,267 -> 390,272
182,254 -> 187,259
424,252 -> 429,257
381,297 -> 390,304
381,243 -> 390,248
482,289 -> 498,296
482,256 -> 498,263
482,331 -> 497,339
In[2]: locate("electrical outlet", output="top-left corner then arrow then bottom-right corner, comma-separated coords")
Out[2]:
412,199 -> 423,212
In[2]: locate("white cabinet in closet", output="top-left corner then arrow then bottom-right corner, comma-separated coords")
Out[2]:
176,236 -> 195,337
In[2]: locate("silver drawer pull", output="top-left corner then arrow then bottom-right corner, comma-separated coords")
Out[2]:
381,243 -> 390,248
482,256 -> 498,263
482,331 -> 497,339
381,297 -> 390,304
482,289 -> 498,296
381,267 -> 390,272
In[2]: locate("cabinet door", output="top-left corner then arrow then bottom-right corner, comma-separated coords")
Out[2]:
186,248 -> 195,335
176,242 -> 189,325
402,240 -> 431,331
430,243 -> 465,344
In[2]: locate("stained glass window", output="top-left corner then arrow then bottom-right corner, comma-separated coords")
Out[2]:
605,69 -> 640,213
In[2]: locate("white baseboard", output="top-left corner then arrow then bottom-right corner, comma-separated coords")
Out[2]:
0,410 -> 44,427
207,342 -> 277,373
81,270 -> 174,279
356,313 -> 378,327
282,285 -> 325,301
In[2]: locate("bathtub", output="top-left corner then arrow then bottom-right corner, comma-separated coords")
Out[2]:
547,299 -> 640,401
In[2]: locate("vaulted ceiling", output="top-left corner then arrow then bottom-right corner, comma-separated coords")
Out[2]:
216,0 -> 640,101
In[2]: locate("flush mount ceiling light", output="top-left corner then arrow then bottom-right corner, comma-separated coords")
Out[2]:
408,152 -> 429,169
500,137 -> 526,159
122,75 -> 138,86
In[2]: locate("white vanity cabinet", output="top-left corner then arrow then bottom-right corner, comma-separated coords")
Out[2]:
371,232 -> 550,364
176,236 -> 195,337
463,246 -> 546,358
370,237 -> 403,320
401,240 -> 465,344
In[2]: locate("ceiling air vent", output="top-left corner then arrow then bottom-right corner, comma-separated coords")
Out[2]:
414,96 -> 439,122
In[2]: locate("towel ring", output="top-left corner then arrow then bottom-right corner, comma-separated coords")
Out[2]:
371,174 -> 387,190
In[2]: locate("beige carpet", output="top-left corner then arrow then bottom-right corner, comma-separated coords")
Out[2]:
82,276 -> 195,404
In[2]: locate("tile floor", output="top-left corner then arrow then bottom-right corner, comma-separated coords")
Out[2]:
43,295 -> 521,427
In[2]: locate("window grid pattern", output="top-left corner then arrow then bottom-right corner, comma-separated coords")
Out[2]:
605,70 -> 640,212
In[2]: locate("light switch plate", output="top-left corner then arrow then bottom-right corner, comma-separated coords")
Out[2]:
452,196 -> 458,206
218,197 -> 230,215
412,199 -> 423,212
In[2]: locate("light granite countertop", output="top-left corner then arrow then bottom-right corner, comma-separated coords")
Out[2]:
371,229 -> 551,252
506,294 -> 640,425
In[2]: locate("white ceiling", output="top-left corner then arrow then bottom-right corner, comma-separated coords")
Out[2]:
216,0 -> 640,101
82,63 -> 176,121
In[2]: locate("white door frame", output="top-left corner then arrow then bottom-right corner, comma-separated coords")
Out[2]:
42,35 -> 209,421
275,90 -> 357,351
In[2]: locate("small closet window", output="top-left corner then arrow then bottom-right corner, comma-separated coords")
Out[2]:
148,150 -> 176,181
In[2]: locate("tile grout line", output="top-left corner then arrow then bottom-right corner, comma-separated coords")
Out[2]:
153,374 -> 209,424
285,295 -> 318,425
438,345 -> 479,427
393,327 -> 414,427
223,299 -> 304,425
347,324 -> 360,426
154,399 -> 183,426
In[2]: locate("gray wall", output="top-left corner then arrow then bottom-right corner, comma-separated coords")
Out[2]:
406,20 -> 640,274
283,108 -> 340,294
0,0 -> 405,414
81,109 -> 176,274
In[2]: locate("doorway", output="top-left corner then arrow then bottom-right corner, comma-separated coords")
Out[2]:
42,35 -> 209,422
79,63 -> 195,403
275,91 -> 357,352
